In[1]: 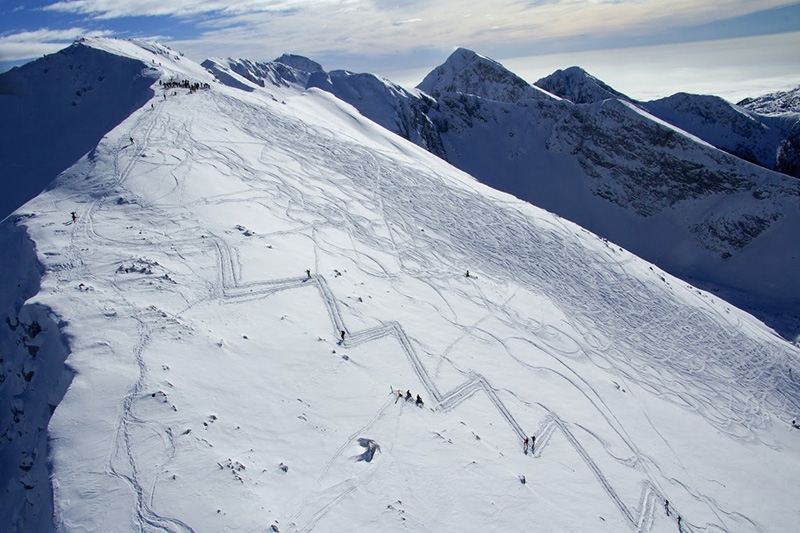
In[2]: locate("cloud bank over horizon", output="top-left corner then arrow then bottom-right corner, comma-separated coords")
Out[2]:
1,0 -> 799,100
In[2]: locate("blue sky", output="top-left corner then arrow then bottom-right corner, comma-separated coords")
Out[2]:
1,1 -> 799,100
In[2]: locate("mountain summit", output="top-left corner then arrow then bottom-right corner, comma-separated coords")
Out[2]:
417,47 -> 552,103
534,66 -> 632,104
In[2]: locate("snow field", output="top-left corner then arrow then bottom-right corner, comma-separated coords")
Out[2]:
6,40 -> 799,532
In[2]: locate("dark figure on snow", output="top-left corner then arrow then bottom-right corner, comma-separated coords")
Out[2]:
416,394 -> 423,407
665,499 -> 670,516
340,330 -> 346,342
306,269 -> 311,279
465,270 -> 470,278
677,515 -> 682,531
129,136 -> 134,144
531,435 -> 535,452
71,211 -> 77,222
523,436 -> 529,452
405,390 -> 412,401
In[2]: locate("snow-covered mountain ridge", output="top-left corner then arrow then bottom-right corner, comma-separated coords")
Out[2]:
535,66 -> 800,179
1,38 -> 800,533
206,48 -> 800,338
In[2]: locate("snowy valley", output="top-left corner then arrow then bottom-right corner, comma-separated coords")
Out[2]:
1,38 -> 800,533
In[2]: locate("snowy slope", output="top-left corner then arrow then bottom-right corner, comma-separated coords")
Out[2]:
2,38 -> 800,533
414,53 -> 800,339
206,49 -> 800,338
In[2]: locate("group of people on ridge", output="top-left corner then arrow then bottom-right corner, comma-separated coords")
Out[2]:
396,389 -> 424,407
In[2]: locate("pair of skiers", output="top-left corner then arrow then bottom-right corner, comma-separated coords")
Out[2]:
665,500 -> 682,530
523,435 -> 535,453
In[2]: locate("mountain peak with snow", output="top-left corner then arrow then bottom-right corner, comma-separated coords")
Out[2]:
534,65 -> 632,104
738,84 -> 800,115
416,47 -> 552,103
273,53 -> 324,74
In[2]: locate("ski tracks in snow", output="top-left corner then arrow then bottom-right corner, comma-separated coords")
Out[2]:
56,87 -> 778,532
209,235 -> 670,533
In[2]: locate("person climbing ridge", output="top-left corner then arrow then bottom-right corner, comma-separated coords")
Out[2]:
665,499 -> 670,516
405,390 -> 412,401
415,394 -> 423,407
523,436 -> 529,452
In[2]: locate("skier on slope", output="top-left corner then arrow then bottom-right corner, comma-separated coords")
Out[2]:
530,435 -> 535,452
405,390 -> 412,401
416,394 -> 424,407
523,436 -> 529,452
340,330 -> 346,343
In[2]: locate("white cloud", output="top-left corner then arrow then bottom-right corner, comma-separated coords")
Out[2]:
500,32 -> 800,102
161,0 -> 797,61
0,28 -> 112,62
42,0 -> 341,19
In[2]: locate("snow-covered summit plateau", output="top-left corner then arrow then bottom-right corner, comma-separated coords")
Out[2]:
1,38 -> 800,533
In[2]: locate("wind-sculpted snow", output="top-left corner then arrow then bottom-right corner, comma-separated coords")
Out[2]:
5,39 -> 800,533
